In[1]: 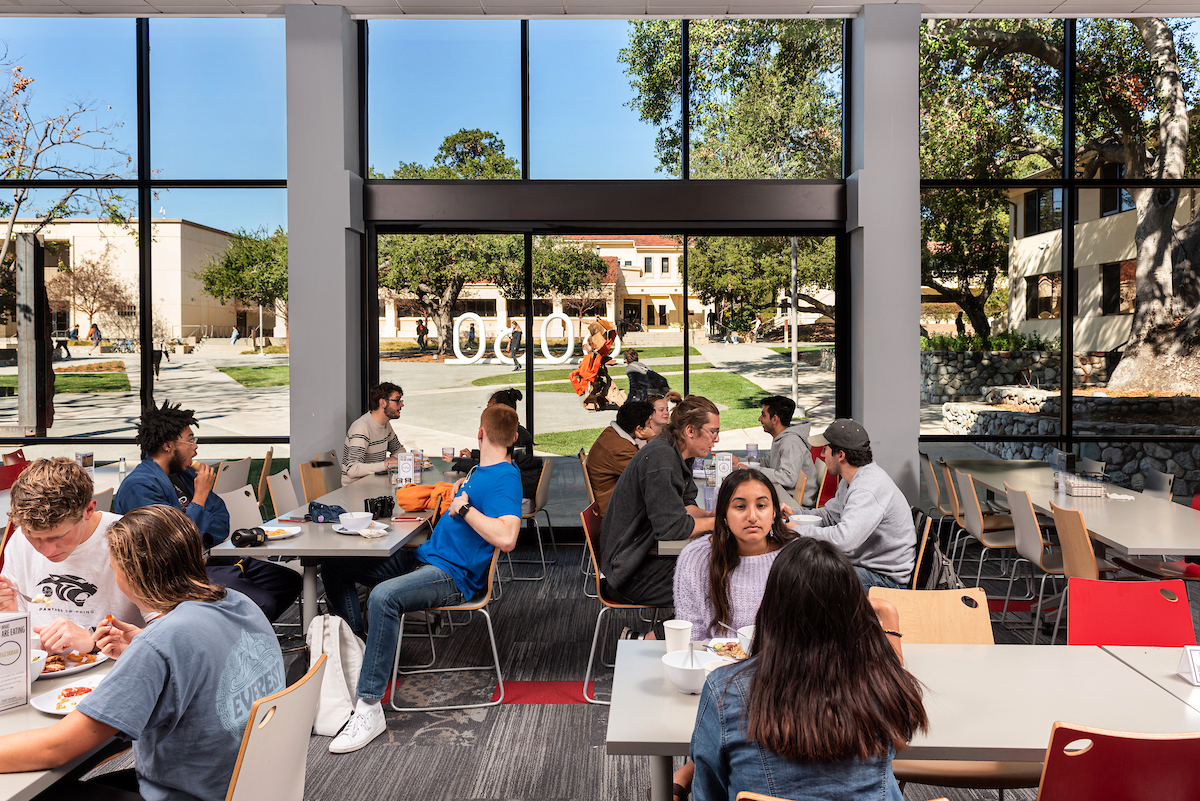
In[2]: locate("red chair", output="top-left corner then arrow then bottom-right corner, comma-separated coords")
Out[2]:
2,449 -> 25,466
1036,722 -> 1200,801
0,460 -> 30,492
1066,577 -> 1196,647
1191,490 -> 1200,511
810,445 -> 839,508
0,520 -> 13,575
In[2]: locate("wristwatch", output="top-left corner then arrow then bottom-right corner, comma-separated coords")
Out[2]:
456,500 -> 473,518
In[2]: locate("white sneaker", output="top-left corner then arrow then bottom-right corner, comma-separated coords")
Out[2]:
329,704 -> 387,754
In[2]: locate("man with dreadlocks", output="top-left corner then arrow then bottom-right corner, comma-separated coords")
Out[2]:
115,401 -> 301,621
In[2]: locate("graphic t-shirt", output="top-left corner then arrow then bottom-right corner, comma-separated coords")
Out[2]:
78,591 -> 285,801
169,473 -> 193,511
1,511 -> 149,628
416,461 -> 522,597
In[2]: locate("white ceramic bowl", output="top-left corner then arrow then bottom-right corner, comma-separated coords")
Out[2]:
789,514 -> 822,526
662,650 -> 709,694
703,659 -> 730,676
338,512 -> 374,531
738,625 -> 755,656
30,649 -> 47,682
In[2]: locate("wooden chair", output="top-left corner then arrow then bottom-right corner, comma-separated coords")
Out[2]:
790,471 -> 808,512
1065,577 -> 1196,647
226,653 -> 327,801
1035,722 -> 1200,801
581,501 -> 667,705
314,450 -> 341,495
577,449 -> 599,598
811,445 -> 839,507
578,448 -> 597,506
217,485 -> 264,531
869,585 -> 1044,797
257,447 -> 273,513
919,452 -> 956,537
214,457 -> 252,495
267,469 -> 300,518
298,460 -> 327,503
1047,501 -> 1122,645
954,469 -> 1018,587
910,516 -> 932,590
92,487 -> 114,513
389,549 -> 504,712
505,460 -> 557,581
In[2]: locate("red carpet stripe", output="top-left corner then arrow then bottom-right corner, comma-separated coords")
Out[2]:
491,681 -> 592,705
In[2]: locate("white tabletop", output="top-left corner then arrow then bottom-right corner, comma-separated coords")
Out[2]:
606,641 -> 1200,761
1102,645 -> 1200,714
946,459 -> 1200,556
0,661 -> 115,801
210,474 -> 430,559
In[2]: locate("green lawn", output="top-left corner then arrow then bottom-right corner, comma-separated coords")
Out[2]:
472,362 -> 712,388
629,346 -> 702,359
216,365 -> 290,387
535,428 -> 608,456
2,374 -> 132,392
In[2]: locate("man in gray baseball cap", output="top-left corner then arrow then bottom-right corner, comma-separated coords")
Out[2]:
792,418 -> 916,589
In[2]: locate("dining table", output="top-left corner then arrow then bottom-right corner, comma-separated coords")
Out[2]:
1102,645 -> 1200,714
208,463 -> 462,630
607,640 -> 1200,801
0,661 -> 116,801
944,458 -> 1200,556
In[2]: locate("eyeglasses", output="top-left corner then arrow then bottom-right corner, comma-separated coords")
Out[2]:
176,436 -> 199,446
702,426 -> 720,437
387,397 -> 404,405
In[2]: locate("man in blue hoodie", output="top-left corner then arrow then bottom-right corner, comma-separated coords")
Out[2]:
115,401 -> 301,620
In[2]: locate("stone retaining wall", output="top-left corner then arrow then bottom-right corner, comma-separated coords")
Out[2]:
942,401 -> 1200,497
979,386 -> 1200,420
921,351 -> 1108,404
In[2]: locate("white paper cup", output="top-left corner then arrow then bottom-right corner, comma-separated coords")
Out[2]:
663,619 -> 693,653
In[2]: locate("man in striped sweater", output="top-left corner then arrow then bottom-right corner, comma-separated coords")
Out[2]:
342,382 -> 407,486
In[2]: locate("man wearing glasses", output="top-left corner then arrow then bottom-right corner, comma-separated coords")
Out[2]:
342,382 -> 407,486
115,400 -> 301,621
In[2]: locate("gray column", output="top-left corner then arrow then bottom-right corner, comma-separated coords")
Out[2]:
847,4 -> 921,502
286,5 -> 364,474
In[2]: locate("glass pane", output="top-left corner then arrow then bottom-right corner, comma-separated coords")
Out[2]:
150,19 -> 286,179
0,19 -> 137,175
0,196 -> 142,458
367,21 -> 521,179
687,19 -> 842,180
1073,440 -> 1197,501
1076,19 -> 1200,181
921,189 -> 1061,438
530,21 -> 672,179
149,189 -> 289,463
920,19 -> 1064,180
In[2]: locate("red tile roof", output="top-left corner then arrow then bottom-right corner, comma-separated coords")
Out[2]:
557,234 -> 682,248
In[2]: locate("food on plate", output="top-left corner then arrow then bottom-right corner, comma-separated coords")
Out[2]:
712,641 -> 748,660
55,685 -> 94,712
265,528 -> 291,538
42,652 -> 99,674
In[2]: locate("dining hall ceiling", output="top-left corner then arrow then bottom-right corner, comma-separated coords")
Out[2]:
0,0 -> 1195,20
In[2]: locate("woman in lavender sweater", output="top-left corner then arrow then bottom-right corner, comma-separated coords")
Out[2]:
675,468 -> 798,641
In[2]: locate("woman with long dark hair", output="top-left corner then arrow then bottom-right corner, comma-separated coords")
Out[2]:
690,537 -> 926,801
674,469 -> 796,640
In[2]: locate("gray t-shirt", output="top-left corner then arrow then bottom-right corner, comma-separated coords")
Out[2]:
78,591 -> 284,801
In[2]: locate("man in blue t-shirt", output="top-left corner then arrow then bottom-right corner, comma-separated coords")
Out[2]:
321,403 -> 522,754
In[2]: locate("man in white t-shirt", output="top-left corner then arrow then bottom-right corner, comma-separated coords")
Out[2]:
0,458 -> 150,655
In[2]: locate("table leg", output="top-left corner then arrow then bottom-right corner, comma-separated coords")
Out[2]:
649,756 -> 673,801
302,562 -> 318,630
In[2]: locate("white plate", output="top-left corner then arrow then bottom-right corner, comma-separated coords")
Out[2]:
262,526 -> 302,541
32,674 -> 106,715
37,651 -> 109,680
332,521 -> 389,535
708,638 -> 748,660
789,514 -> 823,526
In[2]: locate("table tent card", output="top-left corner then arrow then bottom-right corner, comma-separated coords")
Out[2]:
396,453 -> 415,487
1177,646 -> 1200,686
714,453 -> 733,494
0,613 -> 30,713
75,452 -> 95,480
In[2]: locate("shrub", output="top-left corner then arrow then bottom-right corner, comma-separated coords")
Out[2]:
920,331 -> 1062,352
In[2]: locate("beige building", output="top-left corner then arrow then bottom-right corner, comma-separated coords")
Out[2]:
9,218 -> 276,341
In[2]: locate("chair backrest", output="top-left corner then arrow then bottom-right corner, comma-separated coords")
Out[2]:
1048,501 -> 1100,581
1078,456 -> 1106,476
919,452 -> 947,516
267,469 -> 300,518
1035,721 -> 1200,801
214,457 -> 253,495
0,520 -> 14,574
217,485 -> 264,531
0,461 -> 30,492
1143,468 -> 1175,500
225,654 -> 328,801
257,447 -> 273,511
1192,491 -> 1200,511
953,469 -> 985,538
580,502 -> 605,598
791,470 -> 808,511
1065,577 -> 1196,646
910,515 -> 932,590
298,460 -> 327,504
578,450 -> 597,506
939,460 -> 963,524
816,465 -> 839,508
1006,483 -> 1049,567
531,459 -> 554,514
314,450 -> 341,496
867,586 -> 994,645
2,448 -> 25,466
92,487 -> 114,514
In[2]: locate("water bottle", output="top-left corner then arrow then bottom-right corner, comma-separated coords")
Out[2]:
118,457 -> 126,483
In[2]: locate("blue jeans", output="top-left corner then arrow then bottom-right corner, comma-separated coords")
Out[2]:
854,566 -> 901,592
320,550 -> 463,700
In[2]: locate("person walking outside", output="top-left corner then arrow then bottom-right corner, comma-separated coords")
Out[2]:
508,317 -> 523,372
416,319 -> 428,351
87,323 -> 102,355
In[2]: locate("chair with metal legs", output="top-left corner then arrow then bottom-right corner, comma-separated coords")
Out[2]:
389,549 -> 504,712
953,469 -> 1017,588
578,450 -> 600,598
504,460 -> 557,581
